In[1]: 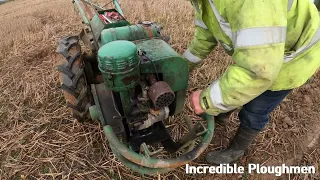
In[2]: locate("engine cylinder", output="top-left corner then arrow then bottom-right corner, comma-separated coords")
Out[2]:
98,40 -> 140,92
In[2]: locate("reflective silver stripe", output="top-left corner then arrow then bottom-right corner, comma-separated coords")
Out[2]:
192,0 -> 200,13
232,27 -> 287,48
194,19 -> 208,29
220,42 -> 233,52
183,49 -> 202,63
284,26 -> 320,62
288,0 -> 294,11
209,0 -> 294,40
208,0 -> 232,39
209,81 -> 234,111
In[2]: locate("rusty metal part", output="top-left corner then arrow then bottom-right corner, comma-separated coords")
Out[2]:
137,107 -> 169,130
177,116 -> 207,154
90,83 -> 125,135
148,81 -> 175,109
146,74 -> 157,85
103,114 -> 215,169
80,28 -> 96,51
79,0 -> 95,20
110,145 -> 174,175
177,116 -> 197,153
140,143 -> 164,158
139,80 -> 149,101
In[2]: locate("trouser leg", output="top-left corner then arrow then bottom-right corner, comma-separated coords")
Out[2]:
206,89 -> 292,165
239,89 -> 292,131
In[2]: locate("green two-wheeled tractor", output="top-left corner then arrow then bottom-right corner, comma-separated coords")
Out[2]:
56,0 -> 215,175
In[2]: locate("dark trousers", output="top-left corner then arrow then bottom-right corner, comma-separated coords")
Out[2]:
239,90 -> 292,131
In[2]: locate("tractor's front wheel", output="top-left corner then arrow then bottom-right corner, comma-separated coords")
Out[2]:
56,36 -> 93,121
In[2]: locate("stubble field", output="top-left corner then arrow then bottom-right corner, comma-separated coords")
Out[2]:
0,0 -> 319,179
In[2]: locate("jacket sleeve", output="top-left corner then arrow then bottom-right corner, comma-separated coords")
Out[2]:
200,0 -> 287,115
183,1 -> 217,64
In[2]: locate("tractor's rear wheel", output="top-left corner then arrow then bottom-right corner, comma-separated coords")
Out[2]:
56,36 -> 93,121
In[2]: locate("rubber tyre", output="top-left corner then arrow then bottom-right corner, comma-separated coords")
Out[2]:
56,36 -> 92,121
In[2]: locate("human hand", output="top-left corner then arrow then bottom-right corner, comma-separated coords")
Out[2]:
190,90 -> 205,115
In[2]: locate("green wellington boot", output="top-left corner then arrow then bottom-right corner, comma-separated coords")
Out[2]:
206,124 -> 260,165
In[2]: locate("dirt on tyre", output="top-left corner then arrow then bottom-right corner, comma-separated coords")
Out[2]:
56,36 -> 93,122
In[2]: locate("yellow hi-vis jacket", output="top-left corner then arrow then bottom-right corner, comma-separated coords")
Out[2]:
184,0 -> 320,116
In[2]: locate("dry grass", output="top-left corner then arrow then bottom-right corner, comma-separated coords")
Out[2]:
0,0 -> 319,179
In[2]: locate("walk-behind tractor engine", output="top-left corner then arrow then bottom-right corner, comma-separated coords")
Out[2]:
56,0 -> 214,174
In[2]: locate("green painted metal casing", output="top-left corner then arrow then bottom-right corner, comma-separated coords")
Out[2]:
98,40 -> 141,116
98,40 -> 141,92
137,39 -> 189,115
72,0 -> 207,175
100,24 -> 161,46
98,35 -> 188,116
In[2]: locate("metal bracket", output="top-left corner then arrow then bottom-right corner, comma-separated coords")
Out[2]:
140,143 -> 164,158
